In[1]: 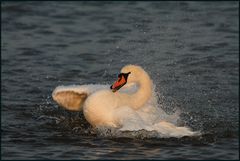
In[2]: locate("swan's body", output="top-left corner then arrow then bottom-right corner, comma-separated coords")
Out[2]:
83,65 -> 153,127
52,65 -> 198,137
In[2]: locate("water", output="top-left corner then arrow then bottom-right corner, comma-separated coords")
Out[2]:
1,1 -> 239,160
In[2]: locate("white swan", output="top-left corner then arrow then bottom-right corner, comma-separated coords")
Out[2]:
83,65 -> 153,128
52,65 -> 198,137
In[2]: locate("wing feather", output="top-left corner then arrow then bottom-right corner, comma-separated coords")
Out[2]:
52,84 -> 109,111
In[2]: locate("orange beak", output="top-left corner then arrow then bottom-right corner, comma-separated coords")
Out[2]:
110,72 -> 130,92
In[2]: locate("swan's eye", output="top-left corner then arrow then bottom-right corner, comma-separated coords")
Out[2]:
116,72 -> 130,82
122,72 -> 130,81
117,73 -> 124,82
117,77 -> 122,82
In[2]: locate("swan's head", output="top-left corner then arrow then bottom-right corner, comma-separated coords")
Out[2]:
110,65 -> 147,92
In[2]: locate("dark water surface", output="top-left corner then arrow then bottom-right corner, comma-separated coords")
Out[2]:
1,1 -> 239,160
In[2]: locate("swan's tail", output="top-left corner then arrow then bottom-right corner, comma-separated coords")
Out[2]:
152,121 -> 199,138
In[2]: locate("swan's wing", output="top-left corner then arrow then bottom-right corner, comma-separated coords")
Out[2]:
52,84 -> 109,111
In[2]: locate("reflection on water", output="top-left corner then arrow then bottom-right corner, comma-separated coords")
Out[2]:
2,1 -> 239,160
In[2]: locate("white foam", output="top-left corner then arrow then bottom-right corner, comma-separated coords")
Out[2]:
111,85 -> 199,138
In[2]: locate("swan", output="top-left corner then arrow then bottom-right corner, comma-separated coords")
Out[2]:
83,65 -> 153,128
52,65 -> 198,137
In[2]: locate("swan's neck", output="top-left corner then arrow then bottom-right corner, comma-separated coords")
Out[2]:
129,72 -> 152,110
